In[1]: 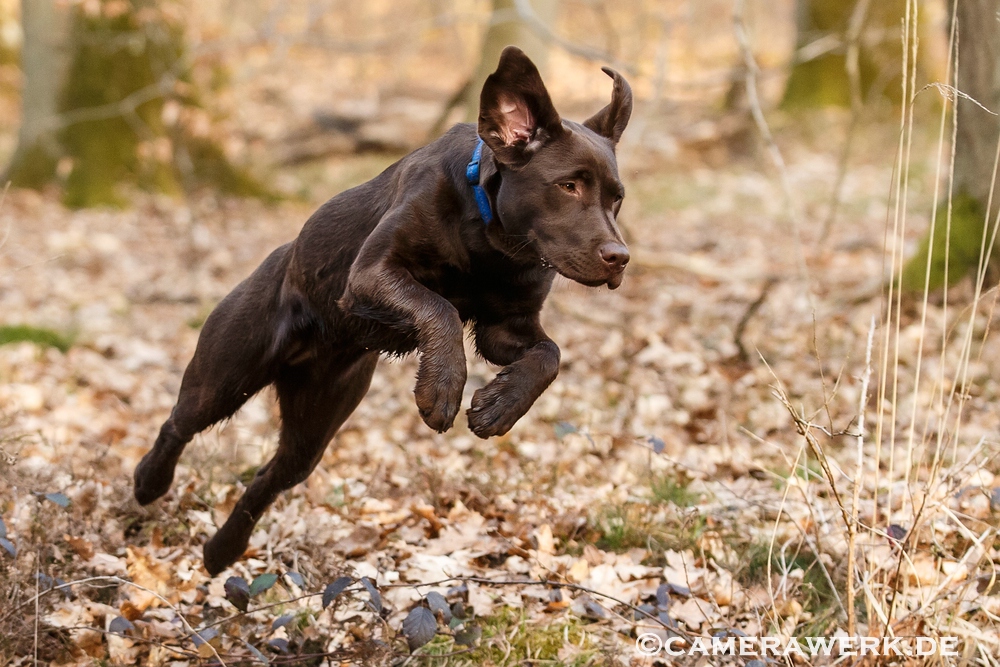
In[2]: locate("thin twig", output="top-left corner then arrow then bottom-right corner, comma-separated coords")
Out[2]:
734,276 -> 778,362
765,366 -> 853,533
386,575 -> 693,640
33,552 -> 40,667
732,0 -> 810,290
5,576 -> 229,666
14,625 -> 200,660
818,0 -> 872,246
847,316 -> 875,636
509,1 -> 635,75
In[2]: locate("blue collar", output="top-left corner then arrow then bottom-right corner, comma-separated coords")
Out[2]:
465,138 -> 494,224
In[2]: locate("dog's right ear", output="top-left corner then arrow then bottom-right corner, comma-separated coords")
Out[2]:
479,46 -> 564,168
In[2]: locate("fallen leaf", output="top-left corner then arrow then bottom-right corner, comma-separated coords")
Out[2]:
64,534 -> 94,560
401,606 -> 436,651
567,558 -> 590,583
323,576 -> 353,609
535,524 -> 555,554
126,547 -> 171,611
334,524 -> 381,558
670,597 -> 715,631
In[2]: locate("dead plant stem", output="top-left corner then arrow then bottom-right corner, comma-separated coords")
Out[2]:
847,316 -> 875,636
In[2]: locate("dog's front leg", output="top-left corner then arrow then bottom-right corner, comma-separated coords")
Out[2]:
468,316 -> 560,438
342,218 -> 467,433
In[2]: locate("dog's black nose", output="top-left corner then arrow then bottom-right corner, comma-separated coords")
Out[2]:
599,242 -> 630,270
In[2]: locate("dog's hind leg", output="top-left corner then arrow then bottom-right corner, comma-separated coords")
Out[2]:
134,306 -> 276,505
134,247 -> 295,506
202,350 -> 378,575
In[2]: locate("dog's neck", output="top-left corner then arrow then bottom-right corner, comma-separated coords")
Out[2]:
468,143 -> 544,270
466,139 -> 494,225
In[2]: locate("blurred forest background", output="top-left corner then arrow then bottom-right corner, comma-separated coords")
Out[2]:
1,0 -> 999,665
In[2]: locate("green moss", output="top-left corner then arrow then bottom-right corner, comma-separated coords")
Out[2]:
737,539 -> 839,628
61,131 -> 131,208
901,192 -> 990,292
650,475 -> 700,507
59,3 -> 182,207
417,609 -> 601,666
7,142 -> 58,190
186,302 -> 215,329
768,458 -> 824,485
238,465 -> 261,484
0,325 -> 74,352
477,611 -> 598,665
14,1 -> 274,207
183,136 -> 278,201
780,0 -> 906,109
594,505 -> 655,553
782,56 -> 851,109
590,502 -> 706,554
584,477 -> 707,553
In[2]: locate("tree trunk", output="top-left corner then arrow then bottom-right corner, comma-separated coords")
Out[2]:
951,0 -> 1000,208
901,0 -> 1000,291
462,0 -> 557,122
0,1 -> 23,65
781,0 -> 905,109
3,0 -> 267,207
3,0 -> 71,188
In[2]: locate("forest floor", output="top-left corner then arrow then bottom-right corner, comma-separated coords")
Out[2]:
1,104 -> 999,665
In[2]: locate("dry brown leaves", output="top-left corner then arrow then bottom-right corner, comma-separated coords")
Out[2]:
1,81 -> 999,667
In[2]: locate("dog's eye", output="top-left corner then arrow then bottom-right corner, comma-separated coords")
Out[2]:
557,182 -> 577,194
614,193 -> 624,203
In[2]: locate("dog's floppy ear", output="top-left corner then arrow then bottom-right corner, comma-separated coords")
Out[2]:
583,67 -> 632,145
479,46 -> 564,168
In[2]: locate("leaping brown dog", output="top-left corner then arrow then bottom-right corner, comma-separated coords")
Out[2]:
134,47 -> 632,575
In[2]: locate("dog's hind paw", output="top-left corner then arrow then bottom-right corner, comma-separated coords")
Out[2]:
133,454 -> 175,505
203,529 -> 249,576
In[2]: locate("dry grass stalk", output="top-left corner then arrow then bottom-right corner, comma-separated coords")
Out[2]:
847,316 -> 875,637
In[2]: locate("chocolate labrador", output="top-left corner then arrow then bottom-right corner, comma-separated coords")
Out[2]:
134,46 -> 632,574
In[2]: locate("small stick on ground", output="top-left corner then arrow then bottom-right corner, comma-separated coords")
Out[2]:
734,276 -> 779,362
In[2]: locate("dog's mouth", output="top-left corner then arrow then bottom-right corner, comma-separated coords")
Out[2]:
541,256 -> 626,290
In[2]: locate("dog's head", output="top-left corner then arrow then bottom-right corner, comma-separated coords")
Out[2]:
479,46 -> 632,289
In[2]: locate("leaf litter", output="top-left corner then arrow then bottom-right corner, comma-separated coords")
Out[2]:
1,96 -> 999,667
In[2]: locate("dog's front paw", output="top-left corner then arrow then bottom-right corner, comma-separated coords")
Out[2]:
467,369 -> 531,438
414,363 -> 466,433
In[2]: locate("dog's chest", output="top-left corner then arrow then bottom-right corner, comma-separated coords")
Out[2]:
409,261 -> 547,321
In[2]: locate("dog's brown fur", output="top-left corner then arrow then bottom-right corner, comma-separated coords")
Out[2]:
134,47 -> 632,575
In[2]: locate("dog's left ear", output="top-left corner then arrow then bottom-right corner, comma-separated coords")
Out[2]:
583,67 -> 632,145
479,46 -> 564,168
